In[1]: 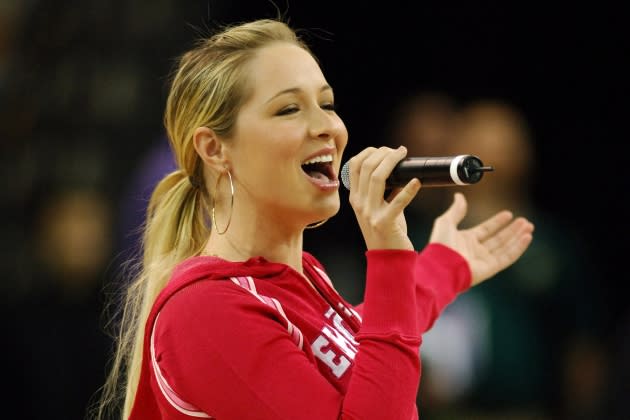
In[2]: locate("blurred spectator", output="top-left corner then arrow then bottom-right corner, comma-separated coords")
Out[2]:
1,140 -> 116,419
386,91 -> 460,226
386,94 -> 608,419
449,100 -> 608,419
6,183 -> 115,419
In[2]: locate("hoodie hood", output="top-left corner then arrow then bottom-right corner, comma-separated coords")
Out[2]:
171,255 -> 300,285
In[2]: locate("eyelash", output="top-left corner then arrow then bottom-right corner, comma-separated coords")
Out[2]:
276,103 -> 336,116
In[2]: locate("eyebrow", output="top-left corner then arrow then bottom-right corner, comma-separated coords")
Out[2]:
265,85 -> 333,104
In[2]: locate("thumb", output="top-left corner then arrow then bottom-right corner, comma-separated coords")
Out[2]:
443,192 -> 467,226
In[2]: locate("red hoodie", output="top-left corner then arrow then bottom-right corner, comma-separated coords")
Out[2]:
129,243 -> 471,419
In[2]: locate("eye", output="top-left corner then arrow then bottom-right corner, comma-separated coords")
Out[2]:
276,105 -> 299,116
321,102 -> 336,111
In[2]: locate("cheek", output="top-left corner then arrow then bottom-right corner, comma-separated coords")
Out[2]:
335,118 -> 349,152
251,135 -> 302,163
233,135 -> 302,185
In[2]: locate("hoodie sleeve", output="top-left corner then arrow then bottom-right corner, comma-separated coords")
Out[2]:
353,243 -> 472,334
413,243 -> 472,332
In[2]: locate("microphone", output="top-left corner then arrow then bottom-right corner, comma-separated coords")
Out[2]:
340,155 -> 494,190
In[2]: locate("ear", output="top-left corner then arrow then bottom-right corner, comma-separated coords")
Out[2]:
193,127 -> 229,172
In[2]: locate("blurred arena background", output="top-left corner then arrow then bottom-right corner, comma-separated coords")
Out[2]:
1,1 -> 627,419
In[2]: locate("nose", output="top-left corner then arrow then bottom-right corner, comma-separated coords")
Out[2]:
308,107 -> 344,142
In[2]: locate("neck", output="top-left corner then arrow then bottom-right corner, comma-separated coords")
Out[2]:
204,204 -> 305,274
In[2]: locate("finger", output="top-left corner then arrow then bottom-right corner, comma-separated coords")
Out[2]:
385,186 -> 403,203
358,146 -> 406,206
491,228 -> 534,272
348,147 -> 377,201
384,178 -> 421,217
484,217 -> 534,254
347,147 -> 377,188
355,147 -> 392,199
365,146 -> 408,202
483,218 -> 529,254
470,210 -> 514,243
440,192 -> 468,227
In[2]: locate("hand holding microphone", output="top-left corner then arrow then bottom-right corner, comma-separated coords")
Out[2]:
346,146 -> 421,251
345,147 -> 494,251
341,154 -> 494,190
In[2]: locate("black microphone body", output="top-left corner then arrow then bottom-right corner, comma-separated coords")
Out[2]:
340,155 -> 493,190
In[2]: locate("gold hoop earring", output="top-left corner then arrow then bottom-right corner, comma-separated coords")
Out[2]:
211,170 -> 234,235
305,219 -> 328,229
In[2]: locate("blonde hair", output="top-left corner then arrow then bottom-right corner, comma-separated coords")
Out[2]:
95,19 -> 311,419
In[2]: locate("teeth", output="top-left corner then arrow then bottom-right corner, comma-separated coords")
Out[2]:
302,154 -> 333,165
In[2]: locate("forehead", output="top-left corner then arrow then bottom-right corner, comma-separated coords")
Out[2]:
245,42 -> 327,99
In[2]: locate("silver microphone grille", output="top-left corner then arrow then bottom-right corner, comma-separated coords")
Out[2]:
340,162 -> 351,190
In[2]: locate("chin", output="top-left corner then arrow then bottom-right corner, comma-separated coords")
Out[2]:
309,195 -> 340,223
320,196 -> 341,220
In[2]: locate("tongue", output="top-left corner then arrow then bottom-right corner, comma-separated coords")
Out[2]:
307,170 -> 331,182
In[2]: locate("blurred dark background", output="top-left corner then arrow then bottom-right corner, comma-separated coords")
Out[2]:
1,1 -> 627,419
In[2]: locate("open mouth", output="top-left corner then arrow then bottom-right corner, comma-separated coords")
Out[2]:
301,154 -> 337,184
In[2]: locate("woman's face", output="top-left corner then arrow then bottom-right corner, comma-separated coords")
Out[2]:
227,42 -> 348,228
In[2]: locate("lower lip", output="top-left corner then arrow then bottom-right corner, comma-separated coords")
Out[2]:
303,173 -> 340,192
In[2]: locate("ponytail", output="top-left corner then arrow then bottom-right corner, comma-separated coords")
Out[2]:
144,169 -> 208,265
95,169 -> 209,419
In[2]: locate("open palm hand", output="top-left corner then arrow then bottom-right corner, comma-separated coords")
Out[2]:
429,192 -> 534,286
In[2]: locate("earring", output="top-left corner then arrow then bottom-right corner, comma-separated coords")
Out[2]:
211,169 -> 234,235
305,219 -> 328,229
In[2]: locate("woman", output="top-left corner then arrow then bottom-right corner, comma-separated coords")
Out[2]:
98,18 -> 533,419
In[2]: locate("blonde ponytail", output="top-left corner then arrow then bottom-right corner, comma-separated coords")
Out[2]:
124,170 -> 208,416
144,169 -> 208,263
95,169 -> 208,419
